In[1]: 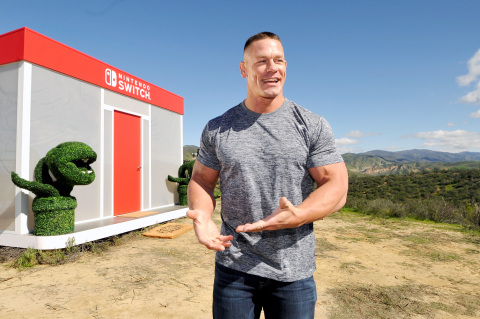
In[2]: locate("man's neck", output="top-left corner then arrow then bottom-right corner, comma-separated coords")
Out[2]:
244,95 -> 285,114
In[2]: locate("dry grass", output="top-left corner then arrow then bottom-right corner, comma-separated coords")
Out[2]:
321,211 -> 480,318
1,203 -> 480,318
328,283 -> 480,319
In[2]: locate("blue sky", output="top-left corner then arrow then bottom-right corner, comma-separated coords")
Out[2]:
2,0 -> 480,154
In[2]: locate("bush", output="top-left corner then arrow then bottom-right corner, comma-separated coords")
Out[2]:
168,160 -> 195,206
11,141 -> 97,235
345,196 -> 479,230
32,196 -> 77,236
12,248 -> 38,269
464,203 -> 480,229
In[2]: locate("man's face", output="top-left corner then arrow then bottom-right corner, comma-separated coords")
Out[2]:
240,38 -> 287,100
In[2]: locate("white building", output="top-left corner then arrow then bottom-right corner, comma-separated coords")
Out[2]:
0,27 -> 187,249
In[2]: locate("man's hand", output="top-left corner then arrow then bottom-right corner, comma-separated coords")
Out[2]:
237,162 -> 349,233
236,197 -> 304,233
187,161 -> 232,251
187,209 -> 233,251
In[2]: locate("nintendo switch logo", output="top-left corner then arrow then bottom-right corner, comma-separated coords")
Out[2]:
105,68 -> 117,87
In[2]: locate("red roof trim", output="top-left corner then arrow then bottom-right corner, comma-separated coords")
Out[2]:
0,27 -> 183,115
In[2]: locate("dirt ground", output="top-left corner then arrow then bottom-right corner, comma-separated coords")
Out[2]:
1,204 -> 479,319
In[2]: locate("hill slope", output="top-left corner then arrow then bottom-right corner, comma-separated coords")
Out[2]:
185,146 -> 480,174
343,150 -> 480,175
361,149 -> 480,163
183,145 -> 199,162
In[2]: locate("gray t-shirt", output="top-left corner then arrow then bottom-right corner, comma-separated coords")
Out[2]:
197,98 -> 343,282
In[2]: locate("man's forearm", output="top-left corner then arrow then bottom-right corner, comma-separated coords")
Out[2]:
297,182 -> 348,224
187,163 -> 232,251
296,162 -> 349,224
187,177 -> 216,216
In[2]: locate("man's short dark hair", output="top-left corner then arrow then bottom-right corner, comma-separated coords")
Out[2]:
244,32 -> 282,52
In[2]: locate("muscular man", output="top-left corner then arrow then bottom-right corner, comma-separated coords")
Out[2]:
187,31 -> 348,319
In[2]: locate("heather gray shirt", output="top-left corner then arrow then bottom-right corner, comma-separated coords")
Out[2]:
197,98 -> 343,282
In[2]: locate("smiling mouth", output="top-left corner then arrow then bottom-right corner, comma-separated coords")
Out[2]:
263,78 -> 279,83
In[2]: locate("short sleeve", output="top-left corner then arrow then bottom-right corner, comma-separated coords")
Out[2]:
307,117 -> 344,168
197,122 -> 221,171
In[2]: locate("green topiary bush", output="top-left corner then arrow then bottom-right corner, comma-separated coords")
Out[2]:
168,160 -> 195,206
32,196 -> 77,236
11,142 -> 97,236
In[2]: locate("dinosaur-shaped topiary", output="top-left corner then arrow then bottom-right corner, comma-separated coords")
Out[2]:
11,142 -> 97,236
167,160 -> 195,206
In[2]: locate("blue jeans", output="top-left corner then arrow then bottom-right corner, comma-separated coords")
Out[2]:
213,263 -> 317,319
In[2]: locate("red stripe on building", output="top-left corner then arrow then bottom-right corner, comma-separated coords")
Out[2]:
0,27 -> 183,115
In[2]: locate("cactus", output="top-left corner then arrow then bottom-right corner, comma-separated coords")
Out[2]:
168,160 -> 195,206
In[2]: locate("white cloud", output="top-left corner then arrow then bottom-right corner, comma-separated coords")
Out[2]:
345,130 -> 380,138
335,131 -> 381,153
335,137 -> 359,154
458,49 -> 480,105
412,129 -> 480,152
335,137 -> 358,146
457,48 -> 480,86
470,109 -> 480,118
447,122 -> 455,127
459,81 -> 480,105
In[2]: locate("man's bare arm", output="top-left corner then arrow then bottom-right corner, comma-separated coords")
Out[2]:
187,161 -> 233,250
236,162 -> 348,232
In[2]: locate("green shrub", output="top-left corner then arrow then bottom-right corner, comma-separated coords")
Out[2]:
11,142 -> 97,236
346,169 -> 480,230
13,248 -> 38,269
32,196 -> 77,236
345,196 -> 479,230
168,160 -> 195,206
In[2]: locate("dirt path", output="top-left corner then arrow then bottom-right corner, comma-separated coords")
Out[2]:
1,208 -> 479,319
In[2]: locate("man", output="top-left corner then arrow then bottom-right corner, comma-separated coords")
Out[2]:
187,31 -> 348,319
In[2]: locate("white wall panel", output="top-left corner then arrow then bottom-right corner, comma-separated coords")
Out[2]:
30,65 -> 102,222
0,63 -> 19,231
151,107 -> 183,207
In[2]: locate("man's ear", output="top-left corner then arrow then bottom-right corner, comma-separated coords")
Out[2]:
239,61 -> 247,78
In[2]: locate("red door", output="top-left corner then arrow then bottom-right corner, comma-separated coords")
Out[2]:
114,110 -> 141,215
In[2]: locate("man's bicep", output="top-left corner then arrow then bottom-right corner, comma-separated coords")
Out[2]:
191,160 -> 220,190
308,162 -> 348,187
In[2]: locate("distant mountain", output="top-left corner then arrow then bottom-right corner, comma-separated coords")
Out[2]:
360,149 -> 480,163
184,146 -> 480,174
343,149 -> 480,175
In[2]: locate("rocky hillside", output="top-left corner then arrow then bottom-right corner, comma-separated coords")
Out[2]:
343,150 -> 480,175
184,146 -> 480,175
360,149 -> 480,163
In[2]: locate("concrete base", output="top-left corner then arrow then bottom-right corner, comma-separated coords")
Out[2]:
0,206 -> 188,250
